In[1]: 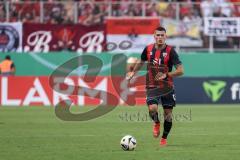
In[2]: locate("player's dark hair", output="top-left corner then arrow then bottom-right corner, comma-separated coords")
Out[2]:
5,55 -> 11,60
155,26 -> 166,33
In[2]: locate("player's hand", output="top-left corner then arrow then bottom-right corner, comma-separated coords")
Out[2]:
154,72 -> 167,81
126,71 -> 135,82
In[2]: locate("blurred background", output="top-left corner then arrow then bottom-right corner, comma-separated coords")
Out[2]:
0,0 -> 239,106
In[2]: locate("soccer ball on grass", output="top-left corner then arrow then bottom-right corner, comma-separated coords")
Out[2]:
120,135 -> 137,151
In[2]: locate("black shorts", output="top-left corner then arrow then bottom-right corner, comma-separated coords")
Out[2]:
146,88 -> 176,109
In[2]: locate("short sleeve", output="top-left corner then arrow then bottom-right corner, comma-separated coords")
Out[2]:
141,47 -> 147,61
170,48 -> 182,67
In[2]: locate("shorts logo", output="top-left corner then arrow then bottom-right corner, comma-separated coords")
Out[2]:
0,25 -> 19,52
173,94 -> 176,101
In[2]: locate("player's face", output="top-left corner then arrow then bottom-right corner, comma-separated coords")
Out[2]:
154,30 -> 166,45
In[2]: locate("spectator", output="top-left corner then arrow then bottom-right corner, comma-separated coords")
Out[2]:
0,55 -> 16,76
146,2 -> 159,16
50,3 -> 65,24
9,3 -> 19,22
78,1 -> 94,25
231,0 -> 240,16
200,0 -> 215,17
93,3 -> 107,23
156,1 -> 176,18
112,3 -> 121,16
122,3 -> 140,16
17,2 -> 40,23
180,2 -> 201,22
0,3 -> 6,22
64,1 -> 74,24
212,3 -> 234,49
78,1 -> 107,25
180,3 -> 192,19
219,0 -> 234,17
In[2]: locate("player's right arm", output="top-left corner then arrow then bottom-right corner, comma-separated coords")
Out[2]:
126,59 -> 145,81
126,47 -> 147,81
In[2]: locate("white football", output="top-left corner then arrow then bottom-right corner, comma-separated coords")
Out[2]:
120,135 -> 137,151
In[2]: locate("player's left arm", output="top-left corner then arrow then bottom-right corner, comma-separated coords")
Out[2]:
167,48 -> 184,78
167,64 -> 184,78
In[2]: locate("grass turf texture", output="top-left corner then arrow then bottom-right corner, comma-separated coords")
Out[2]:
0,105 -> 240,160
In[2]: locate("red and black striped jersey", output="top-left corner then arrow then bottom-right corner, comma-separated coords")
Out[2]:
141,43 -> 182,88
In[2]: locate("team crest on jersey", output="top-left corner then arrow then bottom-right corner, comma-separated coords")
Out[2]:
153,58 -> 161,65
163,52 -> 167,58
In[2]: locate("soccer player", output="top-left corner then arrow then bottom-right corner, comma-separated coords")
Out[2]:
126,26 -> 184,146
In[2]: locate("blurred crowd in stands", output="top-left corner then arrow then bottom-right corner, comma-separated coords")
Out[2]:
0,0 -> 239,24
0,0 -> 240,50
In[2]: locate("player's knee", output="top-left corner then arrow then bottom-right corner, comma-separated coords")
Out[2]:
148,104 -> 158,112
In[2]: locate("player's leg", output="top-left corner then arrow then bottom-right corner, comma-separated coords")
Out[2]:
161,108 -> 173,145
148,103 -> 159,123
159,108 -> 173,146
147,99 -> 160,138
160,90 -> 176,146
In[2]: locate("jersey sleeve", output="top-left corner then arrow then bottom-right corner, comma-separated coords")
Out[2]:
141,47 -> 147,61
170,48 -> 182,67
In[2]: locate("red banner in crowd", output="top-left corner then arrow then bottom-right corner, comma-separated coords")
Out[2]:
106,18 -> 160,34
106,18 -> 160,53
23,23 -> 106,53
0,76 -> 146,106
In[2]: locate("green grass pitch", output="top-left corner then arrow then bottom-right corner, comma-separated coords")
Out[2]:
0,105 -> 240,160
